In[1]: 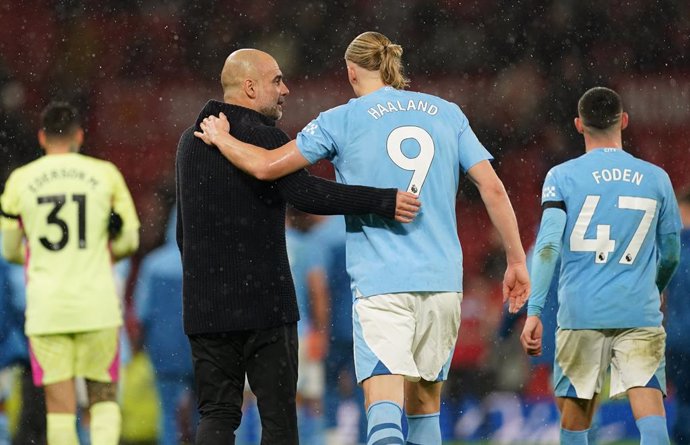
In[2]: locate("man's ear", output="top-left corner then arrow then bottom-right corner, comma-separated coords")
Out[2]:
574,117 -> 584,134
620,111 -> 629,131
347,65 -> 357,85
244,79 -> 257,99
75,128 -> 84,147
38,129 -> 47,150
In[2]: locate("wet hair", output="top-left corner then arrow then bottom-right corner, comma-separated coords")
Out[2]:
40,101 -> 81,138
578,87 -> 623,131
344,32 -> 409,90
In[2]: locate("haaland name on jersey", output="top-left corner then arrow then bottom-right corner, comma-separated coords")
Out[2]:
366,99 -> 439,120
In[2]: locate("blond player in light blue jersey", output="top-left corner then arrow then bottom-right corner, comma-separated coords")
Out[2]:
521,87 -> 681,445
194,32 -> 530,445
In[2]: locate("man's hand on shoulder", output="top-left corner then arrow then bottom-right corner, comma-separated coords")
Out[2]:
395,191 -> 421,223
195,112 -> 230,147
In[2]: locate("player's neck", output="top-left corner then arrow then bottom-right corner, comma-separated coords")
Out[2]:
355,80 -> 387,97
584,134 -> 623,152
224,94 -> 253,112
44,144 -> 77,155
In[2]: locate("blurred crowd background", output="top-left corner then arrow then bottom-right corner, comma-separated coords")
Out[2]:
1,1 -> 689,444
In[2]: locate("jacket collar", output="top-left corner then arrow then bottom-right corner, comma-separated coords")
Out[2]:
195,100 -> 276,130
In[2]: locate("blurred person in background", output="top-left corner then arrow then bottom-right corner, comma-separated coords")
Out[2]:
521,87 -> 681,445
499,252 -> 559,399
445,276 -> 501,441
0,241 -> 22,445
176,48 -> 419,445
195,31 -> 529,445
285,206 -> 329,445
665,190 -> 690,444
317,215 -> 368,445
0,252 -> 47,445
286,210 -> 371,445
0,102 -> 140,445
135,209 -> 196,445
0,248 -> 10,445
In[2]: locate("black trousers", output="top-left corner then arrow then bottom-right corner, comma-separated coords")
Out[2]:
13,363 -> 47,445
189,322 -> 299,445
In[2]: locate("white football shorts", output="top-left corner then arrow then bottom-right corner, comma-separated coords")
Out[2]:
554,326 -> 666,400
353,290 -> 462,383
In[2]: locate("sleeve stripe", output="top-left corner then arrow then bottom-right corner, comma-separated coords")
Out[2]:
542,200 -> 566,212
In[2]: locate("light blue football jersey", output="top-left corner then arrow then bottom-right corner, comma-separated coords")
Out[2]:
286,226 -> 326,337
541,148 -> 681,329
296,87 -> 492,297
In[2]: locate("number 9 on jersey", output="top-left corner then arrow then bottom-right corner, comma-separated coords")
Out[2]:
387,126 -> 435,196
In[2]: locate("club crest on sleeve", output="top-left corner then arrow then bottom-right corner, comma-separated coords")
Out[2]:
542,186 -> 557,199
302,122 -> 318,135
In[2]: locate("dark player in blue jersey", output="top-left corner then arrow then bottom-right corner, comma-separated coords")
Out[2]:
521,87 -> 681,445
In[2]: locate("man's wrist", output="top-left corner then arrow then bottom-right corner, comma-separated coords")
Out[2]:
506,255 -> 527,266
526,306 -> 542,318
215,131 -> 232,148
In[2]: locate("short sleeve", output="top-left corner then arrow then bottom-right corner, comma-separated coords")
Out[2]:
657,172 -> 682,235
0,171 -> 21,231
541,167 -> 564,206
456,111 -> 493,172
109,164 -> 140,232
295,106 -> 347,164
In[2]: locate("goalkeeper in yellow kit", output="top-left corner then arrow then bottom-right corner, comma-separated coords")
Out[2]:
0,102 -> 139,444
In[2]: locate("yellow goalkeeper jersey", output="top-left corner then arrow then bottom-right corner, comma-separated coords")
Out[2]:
0,153 -> 140,335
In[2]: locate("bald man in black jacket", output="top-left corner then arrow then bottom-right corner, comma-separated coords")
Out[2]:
176,49 -> 419,445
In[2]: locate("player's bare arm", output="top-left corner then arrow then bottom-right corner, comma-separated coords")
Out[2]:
195,112 -> 422,223
467,160 -> 529,313
195,111 -> 307,181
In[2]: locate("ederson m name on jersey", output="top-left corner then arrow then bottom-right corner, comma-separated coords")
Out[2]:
366,99 -> 439,120
26,167 -> 102,194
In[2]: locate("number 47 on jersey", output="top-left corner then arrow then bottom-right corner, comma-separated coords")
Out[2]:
570,195 -> 656,265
